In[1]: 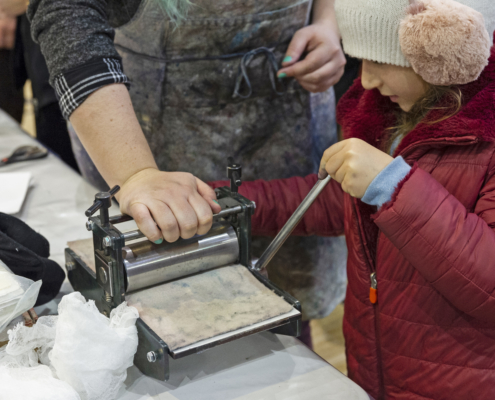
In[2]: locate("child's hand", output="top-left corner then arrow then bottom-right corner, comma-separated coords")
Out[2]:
277,23 -> 346,93
319,139 -> 394,198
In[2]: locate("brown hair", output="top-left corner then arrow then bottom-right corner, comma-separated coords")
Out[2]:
384,84 -> 463,153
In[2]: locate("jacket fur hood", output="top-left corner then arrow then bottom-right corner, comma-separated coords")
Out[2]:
337,35 -> 495,156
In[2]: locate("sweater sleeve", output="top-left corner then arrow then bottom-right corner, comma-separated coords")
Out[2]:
27,0 -> 130,118
209,174 -> 346,237
373,164 -> 495,322
362,156 -> 412,209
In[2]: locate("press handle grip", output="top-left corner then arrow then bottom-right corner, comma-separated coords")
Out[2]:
227,157 -> 242,193
85,185 -> 120,217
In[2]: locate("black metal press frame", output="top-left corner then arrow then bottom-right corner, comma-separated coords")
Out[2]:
65,159 -> 301,381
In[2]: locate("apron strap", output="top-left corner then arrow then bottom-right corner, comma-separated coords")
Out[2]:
232,47 -> 286,99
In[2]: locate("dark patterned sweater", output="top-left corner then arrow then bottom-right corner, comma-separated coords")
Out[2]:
27,0 -> 141,117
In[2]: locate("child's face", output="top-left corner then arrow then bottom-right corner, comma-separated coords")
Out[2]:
361,60 -> 427,112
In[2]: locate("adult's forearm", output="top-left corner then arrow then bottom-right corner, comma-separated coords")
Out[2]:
312,0 -> 339,36
69,84 -> 157,188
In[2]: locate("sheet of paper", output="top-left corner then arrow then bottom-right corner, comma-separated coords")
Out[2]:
0,172 -> 31,214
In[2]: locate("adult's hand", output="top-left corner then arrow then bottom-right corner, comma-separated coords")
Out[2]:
0,13 -> 16,49
116,168 -> 221,243
70,84 -> 221,245
0,0 -> 28,17
319,139 -> 394,198
278,22 -> 346,93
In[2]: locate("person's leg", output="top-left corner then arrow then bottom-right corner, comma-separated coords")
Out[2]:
299,320 -> 313,349
0,49 -> 23,122
36,103 -> 80,172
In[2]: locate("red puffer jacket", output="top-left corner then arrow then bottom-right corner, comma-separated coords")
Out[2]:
211,45 -> 495,399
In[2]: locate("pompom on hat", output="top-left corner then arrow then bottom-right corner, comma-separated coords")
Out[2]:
335,0 -> 495,86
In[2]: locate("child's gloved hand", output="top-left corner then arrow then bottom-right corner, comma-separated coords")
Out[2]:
277,22 -> 346,93
318,139 -> 394,198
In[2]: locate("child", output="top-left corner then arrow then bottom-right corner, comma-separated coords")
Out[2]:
211,0 -> 495,398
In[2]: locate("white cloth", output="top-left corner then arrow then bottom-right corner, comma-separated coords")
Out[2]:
0,293 -> 139,400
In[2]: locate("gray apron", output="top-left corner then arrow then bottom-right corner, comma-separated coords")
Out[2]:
71,0 -> 347,319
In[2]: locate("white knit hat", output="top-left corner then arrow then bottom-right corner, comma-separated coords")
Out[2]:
335,0 -> 495,68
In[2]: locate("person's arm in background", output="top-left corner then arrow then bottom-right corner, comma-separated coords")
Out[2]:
27,0 -> 221,244
278,0 -> 345,93
0,12 -> 16,49
0,0 -> 29,48
0,0 -> 27,16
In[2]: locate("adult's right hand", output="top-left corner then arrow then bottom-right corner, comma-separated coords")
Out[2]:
0,13 -> 16,49
116,168 -> 222,243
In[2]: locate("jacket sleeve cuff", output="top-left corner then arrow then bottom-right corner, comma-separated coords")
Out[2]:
361,156 -> 411,209
54,57 -> 130,119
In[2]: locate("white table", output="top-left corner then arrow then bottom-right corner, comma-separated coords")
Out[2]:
0,109 -> 370,400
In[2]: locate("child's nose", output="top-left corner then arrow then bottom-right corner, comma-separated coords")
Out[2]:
361,61 -> 382,91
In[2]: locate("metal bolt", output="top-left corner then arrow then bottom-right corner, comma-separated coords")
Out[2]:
103,236 -> 113,248
86,220 -> 94,231
66,262 -> 76,271
147,351 -> 157,363
99,267 -> 108,284
105,292 -> 112,303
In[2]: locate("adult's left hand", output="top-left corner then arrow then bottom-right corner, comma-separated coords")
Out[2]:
319,138 -> 394,198
277,22 -> 346,93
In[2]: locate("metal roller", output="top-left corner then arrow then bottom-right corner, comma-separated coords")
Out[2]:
123,220 -> 239,293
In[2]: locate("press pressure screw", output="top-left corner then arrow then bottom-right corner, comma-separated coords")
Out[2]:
147,351 -> 157,363
103,236 -> 113,248
99,267 -> 108,284
86,220 -> 94,231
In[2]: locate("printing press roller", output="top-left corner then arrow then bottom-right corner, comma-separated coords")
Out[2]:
123,220 -> 239,293
65,159 -> 331,381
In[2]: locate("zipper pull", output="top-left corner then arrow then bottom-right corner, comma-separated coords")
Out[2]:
370,272 -> 377,304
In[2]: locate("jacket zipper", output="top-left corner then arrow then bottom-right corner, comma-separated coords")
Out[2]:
352,199 -> 385,398
370,271 -> 384,399
367,135 -> 479,399
370,272 -> 377,304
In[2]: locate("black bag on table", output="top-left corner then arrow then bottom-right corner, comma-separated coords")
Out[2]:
0,213 -> 65,306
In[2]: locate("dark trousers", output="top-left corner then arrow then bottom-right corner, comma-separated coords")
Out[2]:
36,103 -> 79,171
0,49 -> 23,123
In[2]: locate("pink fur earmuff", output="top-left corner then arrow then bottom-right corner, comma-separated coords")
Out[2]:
399,0 -> 491,86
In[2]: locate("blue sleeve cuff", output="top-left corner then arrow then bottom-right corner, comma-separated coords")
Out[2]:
361,156 -> 411,208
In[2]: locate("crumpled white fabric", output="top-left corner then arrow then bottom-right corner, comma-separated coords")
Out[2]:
0,260 -> 42,336
51,292 -> 139,400
0,365 -> 81,400
0,292 -> 139,400
2,315 -> 57,368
